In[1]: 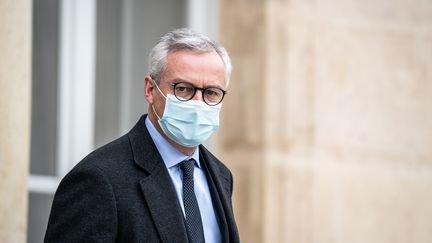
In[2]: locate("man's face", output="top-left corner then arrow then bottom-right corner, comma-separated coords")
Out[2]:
147,49 -> 226,120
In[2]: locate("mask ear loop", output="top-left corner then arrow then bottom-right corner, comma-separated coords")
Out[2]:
151,78 -> 167,99
151,104 -> 162,120
150,77 -> 166,120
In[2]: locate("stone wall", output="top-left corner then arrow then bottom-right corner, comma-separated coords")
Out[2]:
218,0 -> 432,242
0,0 -> 32,242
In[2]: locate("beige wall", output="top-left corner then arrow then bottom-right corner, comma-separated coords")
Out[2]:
219,0 -> 432,242
0,0 -> 32,242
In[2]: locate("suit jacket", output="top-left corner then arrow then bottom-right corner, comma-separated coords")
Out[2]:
44,115 -> 240,243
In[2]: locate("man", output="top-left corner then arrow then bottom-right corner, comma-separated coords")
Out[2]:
44,28 -> 240,243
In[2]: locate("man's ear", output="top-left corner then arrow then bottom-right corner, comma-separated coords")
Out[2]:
144,74 -> 154,104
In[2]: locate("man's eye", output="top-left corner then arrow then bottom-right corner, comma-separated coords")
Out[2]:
206,88 -> 224,98
205,90 -> 217,96
176,86 -> 193,92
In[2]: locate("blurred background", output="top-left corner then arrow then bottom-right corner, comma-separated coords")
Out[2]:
1,0 -> 431,242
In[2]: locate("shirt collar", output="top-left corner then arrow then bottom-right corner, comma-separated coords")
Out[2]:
145,116 -> 200,169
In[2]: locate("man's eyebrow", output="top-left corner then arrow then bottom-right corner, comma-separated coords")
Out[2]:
170,79 -> 225,90
171,78 -> 192,84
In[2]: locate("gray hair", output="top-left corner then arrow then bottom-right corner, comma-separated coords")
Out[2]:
148,28 -> 232,87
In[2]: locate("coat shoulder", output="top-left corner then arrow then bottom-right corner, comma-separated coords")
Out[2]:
67,132 -> 146,184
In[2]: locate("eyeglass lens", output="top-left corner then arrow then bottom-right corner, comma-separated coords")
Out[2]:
173,82 -> 225,105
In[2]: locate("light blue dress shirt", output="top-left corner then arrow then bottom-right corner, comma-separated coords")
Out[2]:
145,117 -> 221,243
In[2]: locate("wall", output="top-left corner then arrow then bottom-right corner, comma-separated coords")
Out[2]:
218,0 -> 432,242
0,0 -> 32,242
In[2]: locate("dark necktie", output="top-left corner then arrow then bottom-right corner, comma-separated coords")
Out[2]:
180,159 -> 205,243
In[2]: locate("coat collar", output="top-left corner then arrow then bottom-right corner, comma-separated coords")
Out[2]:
200,145 -> 241,243
128,115 -> 189,243
128,115 -> 239,243
128,115 -> 161,174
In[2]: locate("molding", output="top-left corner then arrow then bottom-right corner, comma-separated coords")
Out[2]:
57,0 -> 96,178
28,175 -> 60,195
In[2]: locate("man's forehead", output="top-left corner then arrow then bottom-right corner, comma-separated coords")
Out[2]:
164,51 -> 224,74
166,49 -> 220,62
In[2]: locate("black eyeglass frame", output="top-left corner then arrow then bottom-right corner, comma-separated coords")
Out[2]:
170,82 -> 227,106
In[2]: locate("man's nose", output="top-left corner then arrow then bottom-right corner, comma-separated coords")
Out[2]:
191,89 -> 204,101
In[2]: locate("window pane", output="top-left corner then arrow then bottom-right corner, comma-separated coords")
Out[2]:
30,0 -> 59,175
27,193 -> 54,243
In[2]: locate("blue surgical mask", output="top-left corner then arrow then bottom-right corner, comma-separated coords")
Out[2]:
152,81 -> 222,147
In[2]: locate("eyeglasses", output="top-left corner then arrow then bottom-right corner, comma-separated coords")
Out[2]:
171,82 -> 226,106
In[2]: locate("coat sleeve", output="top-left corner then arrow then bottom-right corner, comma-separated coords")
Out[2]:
44,164 -> 118,243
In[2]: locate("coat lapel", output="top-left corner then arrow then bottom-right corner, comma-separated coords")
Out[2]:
128,115 -> 189,243
139,168 -> 188,243
200,152 -> 229,243
200,145 -> 241,243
